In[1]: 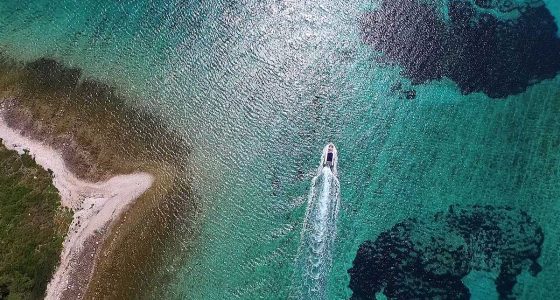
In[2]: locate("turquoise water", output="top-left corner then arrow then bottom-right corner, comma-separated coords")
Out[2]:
1,0 -> 560,299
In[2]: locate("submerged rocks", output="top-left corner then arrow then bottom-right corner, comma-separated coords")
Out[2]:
404,89 -> 416,100
25,58 -> 81,89
389,81 -> 416,100
360,0 -> 560,98
348,205 -> 544,299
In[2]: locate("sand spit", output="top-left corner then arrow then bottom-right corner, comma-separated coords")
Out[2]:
0,112 -> 154,299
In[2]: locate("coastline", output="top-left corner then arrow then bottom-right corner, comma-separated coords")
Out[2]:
0,55 -> 196,298
0,111 -> 154,299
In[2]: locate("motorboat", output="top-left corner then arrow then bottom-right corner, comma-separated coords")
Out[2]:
320,143 -> 338,175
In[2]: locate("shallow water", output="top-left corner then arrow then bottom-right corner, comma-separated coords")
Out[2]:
1,0 -> 560,298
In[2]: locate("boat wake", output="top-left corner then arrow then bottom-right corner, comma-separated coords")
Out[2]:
292,145 -> 341,299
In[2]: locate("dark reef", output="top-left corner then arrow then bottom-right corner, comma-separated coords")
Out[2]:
361,0 -> 560,98
348,205 -> 544,299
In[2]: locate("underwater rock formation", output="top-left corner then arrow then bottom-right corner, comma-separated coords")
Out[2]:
360,0 -> 560,98
348,205 -> 544,299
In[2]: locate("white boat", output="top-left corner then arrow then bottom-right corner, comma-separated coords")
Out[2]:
320,143 -> 338,176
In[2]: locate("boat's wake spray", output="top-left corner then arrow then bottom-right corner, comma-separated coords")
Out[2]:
292,144 -> 341,299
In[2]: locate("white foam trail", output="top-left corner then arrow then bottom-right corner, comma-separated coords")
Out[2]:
293,165 -> 341,299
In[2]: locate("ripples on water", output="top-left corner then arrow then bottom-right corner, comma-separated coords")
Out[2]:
1,0 -> 560,299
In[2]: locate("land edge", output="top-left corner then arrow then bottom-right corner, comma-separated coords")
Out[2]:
0,108 -> 154,299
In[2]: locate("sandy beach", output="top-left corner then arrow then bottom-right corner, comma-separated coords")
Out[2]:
0,111 -> 154,299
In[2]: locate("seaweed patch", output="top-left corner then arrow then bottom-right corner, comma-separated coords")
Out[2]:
360,0 -> 560,98
348,205 -> 544,299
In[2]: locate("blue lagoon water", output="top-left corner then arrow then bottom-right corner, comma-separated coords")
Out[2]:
1,0 -> 560,299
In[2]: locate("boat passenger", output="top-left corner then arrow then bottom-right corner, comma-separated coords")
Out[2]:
325,144 -> 334,167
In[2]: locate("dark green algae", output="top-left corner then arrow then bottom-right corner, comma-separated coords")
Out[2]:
348,205 -> 544,299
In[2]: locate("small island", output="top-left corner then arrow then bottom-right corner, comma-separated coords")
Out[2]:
0,55 -> 193,299
0,143 -> 72,299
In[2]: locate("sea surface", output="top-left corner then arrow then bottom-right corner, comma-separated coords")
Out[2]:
1,0 -> 560,299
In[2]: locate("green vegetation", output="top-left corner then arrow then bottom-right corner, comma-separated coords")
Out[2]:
0,142 -> 72,300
